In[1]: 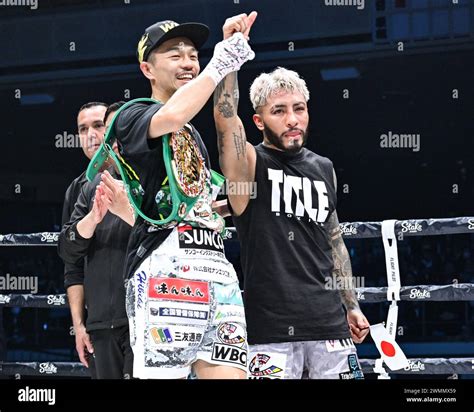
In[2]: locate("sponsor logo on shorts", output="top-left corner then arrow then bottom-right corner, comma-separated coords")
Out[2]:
150,327 -> 173,344
214,283 -> 244,306
214,305 -> 246,323
148,326 -> 204,348
149,277 -> 209,304
217,322 -> 246,346
135,271 -> 147,309
179,263 -> 232,280
339,372 -> 355,379
148,301 -> 209,325
348,354 -> 364,379
178,225 -> 224,253
176,257 -> 236,283
173,330 -> 202,344
151,307 -> 208,321
326,338 -> 355,353
183,249 -> 225,259
211,343 -> 247,367
249,353 -> 284,378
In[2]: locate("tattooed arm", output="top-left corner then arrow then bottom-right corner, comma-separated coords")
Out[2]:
327,208 -> 360,311
328,168 -> 370,343
213,72 -> 256,216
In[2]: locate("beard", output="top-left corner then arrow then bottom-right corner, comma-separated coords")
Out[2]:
263,123 -> 308,154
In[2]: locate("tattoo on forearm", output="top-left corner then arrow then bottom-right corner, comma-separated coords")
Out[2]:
217,92 -> 234,118
214,80 -> 226,104
229,72 -> 239,107
329,211 -> 360,311
217,132 -> 225,156
233,126 -> 246,160
213,73 -> 239,119
215,73 -> 245,160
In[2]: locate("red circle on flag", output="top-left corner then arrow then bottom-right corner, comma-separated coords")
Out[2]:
381,340 -> 396,357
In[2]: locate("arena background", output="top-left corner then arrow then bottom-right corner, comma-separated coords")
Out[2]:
0,0 -> 473,388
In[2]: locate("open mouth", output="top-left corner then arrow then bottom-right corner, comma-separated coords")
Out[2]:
176,73 -> 194,82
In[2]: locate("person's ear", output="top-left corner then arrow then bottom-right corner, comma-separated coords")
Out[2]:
140,61 -> 154,80
253,113 -> 264,131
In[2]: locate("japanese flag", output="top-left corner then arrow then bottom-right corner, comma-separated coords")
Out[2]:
370,323 -> 409,371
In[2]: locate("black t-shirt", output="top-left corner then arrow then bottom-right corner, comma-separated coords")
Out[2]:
61,170 -> 88,289
233,143 -> 350,344
62,171 -> 88,226
114,101 -> 212,279
58,169 -> 130,331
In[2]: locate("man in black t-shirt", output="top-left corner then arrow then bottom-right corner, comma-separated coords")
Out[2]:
111,14 -> 257,379
61,101 -> 108,378
59,103 -> 134,379
214,67 -> 370,379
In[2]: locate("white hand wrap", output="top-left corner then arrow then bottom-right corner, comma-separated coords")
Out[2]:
203,32 -> 255,85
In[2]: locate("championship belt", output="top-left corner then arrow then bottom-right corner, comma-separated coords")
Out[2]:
164,125 -> 206,220
86,98 -> 225,228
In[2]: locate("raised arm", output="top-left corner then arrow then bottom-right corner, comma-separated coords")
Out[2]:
149,74 -> 217,137
213,12 -> 257,216
214,73 -> 256,216
149,24 -> 256,138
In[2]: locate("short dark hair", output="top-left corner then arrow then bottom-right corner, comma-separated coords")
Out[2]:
104,101 -> 126,124
147,49 -> 157,64
78,101 -> 108,116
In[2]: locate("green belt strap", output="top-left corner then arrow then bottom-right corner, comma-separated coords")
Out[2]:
86,98 -> 225,227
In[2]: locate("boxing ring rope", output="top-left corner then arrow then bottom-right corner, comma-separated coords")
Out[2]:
0,357 -> 472,377
1,216 -> 474,245
1,282 -> 473,308
1,215 -> 474,378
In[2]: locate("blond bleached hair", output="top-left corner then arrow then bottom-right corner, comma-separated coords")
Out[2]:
249,67 -> 310,111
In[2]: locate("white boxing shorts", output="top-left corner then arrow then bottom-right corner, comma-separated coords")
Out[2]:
125,224 -> 248,379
